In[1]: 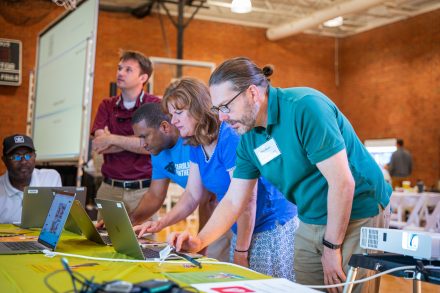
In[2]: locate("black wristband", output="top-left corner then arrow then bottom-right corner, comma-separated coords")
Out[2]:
234,248 -> 249,253
322,238 -> 342,250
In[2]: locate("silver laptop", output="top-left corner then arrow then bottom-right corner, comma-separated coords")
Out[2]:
20,186 -> 86,229
95,199 -> 202,260
0,190 -> 76,254
68,200 -> 111,245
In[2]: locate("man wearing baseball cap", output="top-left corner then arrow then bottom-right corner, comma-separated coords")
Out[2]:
0,134 -> 62,223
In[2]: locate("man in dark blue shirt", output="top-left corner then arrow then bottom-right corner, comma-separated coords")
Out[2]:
388,139 -> 413,189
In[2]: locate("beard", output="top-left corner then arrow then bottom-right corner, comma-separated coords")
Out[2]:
228,102 -> 258,135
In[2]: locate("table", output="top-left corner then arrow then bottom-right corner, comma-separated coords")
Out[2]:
343,253 -> 440,293
0,224 -> 269,292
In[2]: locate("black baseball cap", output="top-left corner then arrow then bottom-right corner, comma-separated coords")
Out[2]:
2,134 -> 35,155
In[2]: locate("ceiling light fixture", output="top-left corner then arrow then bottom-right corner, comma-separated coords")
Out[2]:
231,0 -> 252,14
323,16 -> 344,27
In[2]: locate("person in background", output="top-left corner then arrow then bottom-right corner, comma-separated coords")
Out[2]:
135,78 -> 298,281
91,50 -> 160,216
387,138 -> 412,189
129,103 -> 231,261
169,57 -> 391,292
0,134 -> 62,223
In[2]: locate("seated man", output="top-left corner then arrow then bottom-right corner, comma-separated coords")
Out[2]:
130,103 -> 231,261
0,134 -> 62,223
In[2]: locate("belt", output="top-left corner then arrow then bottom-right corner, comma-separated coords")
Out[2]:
103,177 -> 151,189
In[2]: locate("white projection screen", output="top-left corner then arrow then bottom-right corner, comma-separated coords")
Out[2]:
32,0 -> 98,162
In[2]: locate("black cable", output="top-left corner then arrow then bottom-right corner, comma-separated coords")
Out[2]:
44,261 -> 105,293
71,272 -> 105,293
44,269 -> 66,293
79,275 -> 95,293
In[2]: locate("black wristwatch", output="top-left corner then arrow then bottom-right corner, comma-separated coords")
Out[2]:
322,238 -> 342,250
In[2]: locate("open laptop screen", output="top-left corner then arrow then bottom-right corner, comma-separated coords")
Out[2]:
39,192 -> 75,249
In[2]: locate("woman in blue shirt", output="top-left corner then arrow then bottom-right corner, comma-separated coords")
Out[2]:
134,77 -> 298,280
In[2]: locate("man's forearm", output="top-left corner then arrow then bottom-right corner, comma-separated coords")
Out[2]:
110,134 -> 149,154
130,192 -> 165,225
235,193 -> 256,251
324,182 -> 354,244
316,149 -> 355,244
99,145 -> 125,154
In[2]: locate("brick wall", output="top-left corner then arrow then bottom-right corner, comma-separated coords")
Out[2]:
0,7 -> 64,168
339,9 -> 440,188
0,9 -> 335,173
0,6 -> 438,188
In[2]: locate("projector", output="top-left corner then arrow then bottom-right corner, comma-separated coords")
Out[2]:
360,227 -> 440,260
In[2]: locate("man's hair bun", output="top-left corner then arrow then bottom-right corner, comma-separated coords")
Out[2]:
262,65 -> 274,77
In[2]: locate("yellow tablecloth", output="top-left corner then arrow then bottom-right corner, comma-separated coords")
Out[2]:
0,224 -> 268,292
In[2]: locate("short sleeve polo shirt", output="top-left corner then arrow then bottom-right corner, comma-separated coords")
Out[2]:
233,86 -> 392,225
91,92 -> 161,180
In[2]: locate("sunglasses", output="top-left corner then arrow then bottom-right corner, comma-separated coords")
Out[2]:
8,153 -> 34,161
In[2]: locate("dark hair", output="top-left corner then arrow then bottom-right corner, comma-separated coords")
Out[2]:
132,103 -> 170,129
397,139 -> 404,147
162,77 -> 219,146
120,50 -> 153,78
209,57 -> 273,92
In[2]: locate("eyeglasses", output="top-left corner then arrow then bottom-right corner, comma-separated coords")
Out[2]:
8,153 -> 34,161
211,88 -> 246,114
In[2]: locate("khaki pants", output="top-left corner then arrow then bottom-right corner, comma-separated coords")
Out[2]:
295,205 -> 390,292
96,182 -> 153,220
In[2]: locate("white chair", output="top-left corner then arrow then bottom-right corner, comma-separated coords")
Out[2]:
423,196 -> 440,232
390,195 -> 427,230
390,195 -> 419,222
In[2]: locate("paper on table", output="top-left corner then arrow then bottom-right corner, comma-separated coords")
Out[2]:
165,271 -> 247,284
191,278 -> 319,293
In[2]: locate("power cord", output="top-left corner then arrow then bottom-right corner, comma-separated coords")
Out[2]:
304,265 -> 440,289
42,250 -> 257,272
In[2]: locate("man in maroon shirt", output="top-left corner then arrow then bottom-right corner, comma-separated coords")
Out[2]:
91,51 -> 160,216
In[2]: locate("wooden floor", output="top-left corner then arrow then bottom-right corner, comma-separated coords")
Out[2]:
380,275 -> 438,292
158,212 -> 438,292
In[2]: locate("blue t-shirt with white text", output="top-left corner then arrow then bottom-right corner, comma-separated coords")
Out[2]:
151,137 -> 190,188
189,122 -> 296,234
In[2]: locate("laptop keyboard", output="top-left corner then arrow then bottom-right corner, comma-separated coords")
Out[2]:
0,241 -> 43,251
141,246 -> 161,259
101,235 -> 112,245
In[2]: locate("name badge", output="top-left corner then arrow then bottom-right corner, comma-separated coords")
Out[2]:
254,138 -> 281,166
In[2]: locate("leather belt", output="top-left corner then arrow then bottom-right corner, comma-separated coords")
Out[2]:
103,177 -> 151,190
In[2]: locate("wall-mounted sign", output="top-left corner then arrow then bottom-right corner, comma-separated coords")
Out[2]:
0,38 -> 22,86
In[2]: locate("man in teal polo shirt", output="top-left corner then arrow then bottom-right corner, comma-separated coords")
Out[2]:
169,57 -> 392,292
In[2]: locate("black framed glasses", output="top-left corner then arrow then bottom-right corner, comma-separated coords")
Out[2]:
211,88 -> 246,114
8,153 -> 34,161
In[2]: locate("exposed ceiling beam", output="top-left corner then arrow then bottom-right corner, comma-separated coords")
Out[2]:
266,0 -> 387,40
